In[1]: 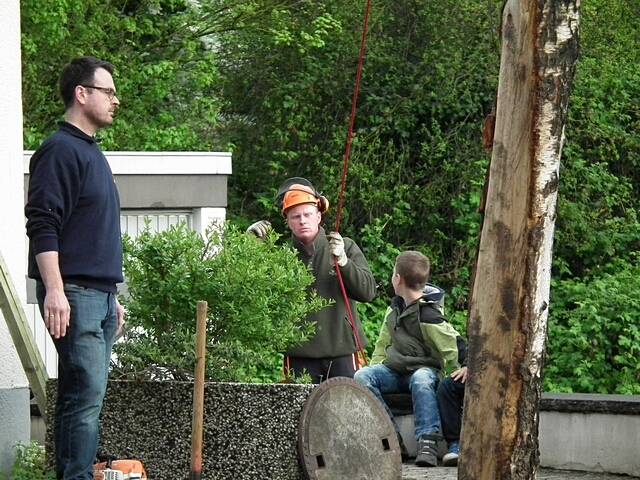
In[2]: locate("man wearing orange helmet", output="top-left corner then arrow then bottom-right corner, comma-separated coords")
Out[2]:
248,177 -> 376,383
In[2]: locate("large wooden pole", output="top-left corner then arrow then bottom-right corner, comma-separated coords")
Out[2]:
459,1 -> 580,479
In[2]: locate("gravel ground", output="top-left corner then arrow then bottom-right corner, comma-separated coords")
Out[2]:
402,464 -> 638,480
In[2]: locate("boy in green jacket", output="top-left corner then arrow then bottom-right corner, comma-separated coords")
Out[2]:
354,251 -> 461,467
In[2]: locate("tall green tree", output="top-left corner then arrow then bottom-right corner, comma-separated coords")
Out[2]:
20,0 -> 640,393
22,0 -> 222,150
217,0 -> 500,312
543,0 -> 640,393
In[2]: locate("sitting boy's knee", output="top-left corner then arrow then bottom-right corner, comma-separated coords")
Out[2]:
353,367 -> 371,385
410,368 -> 438,389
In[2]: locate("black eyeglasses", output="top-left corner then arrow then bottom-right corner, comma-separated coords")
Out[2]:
81,85 -> 118,100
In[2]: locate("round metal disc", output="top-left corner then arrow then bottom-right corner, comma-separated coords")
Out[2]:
298,377 -> 402,480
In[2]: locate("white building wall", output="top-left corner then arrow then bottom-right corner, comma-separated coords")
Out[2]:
0,0 -> 30,472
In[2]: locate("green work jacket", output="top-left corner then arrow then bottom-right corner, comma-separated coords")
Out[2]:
286,227 -> 376,358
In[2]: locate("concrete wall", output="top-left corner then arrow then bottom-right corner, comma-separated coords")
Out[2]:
44,383 -> 640,478
0,0 -> 30,472
539,394 -> 640,477
539,411 -> 640,476
391,392 -> 640,477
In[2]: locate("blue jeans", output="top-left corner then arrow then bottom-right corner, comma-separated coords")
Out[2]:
437,375 -> 465,444
37,283 -> 117,480
354,364 -> 441,439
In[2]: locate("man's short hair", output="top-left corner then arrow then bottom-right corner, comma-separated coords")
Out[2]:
395,251 -> 431,291
59,56 -> 115,109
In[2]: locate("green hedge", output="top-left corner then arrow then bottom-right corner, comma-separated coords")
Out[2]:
114,223 -> 328,383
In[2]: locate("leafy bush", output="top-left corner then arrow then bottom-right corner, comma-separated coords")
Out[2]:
113,223 -> 329,383
356,215 -> 400,355
545,258 -> 640,394
21,0 -> 222,152
4,443 -> 54,480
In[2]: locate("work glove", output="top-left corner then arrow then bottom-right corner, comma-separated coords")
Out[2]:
327,231 -> 348,267
246,220 -> 272,239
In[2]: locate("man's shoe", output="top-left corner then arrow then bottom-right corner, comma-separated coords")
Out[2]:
415,435 -> 438,467
442,441 -> 460,466
397,433 -> 410,461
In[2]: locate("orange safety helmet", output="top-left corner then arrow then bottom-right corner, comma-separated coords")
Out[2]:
278,178 -> 329,215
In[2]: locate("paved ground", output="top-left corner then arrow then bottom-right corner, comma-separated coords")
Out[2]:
402,464 -> 637,479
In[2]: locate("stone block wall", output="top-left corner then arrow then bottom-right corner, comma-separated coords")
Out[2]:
383,391 -> 640,477
47,380 -> 315,479
539,393 -> 640,477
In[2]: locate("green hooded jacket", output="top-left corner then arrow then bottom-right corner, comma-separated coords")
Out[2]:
370,295 -> 460,375
286,227 -> 377,358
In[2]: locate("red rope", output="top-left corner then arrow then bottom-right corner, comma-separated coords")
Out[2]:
334,0 -> 373,233
334,258 -> 368,366
333,0 -> 373,368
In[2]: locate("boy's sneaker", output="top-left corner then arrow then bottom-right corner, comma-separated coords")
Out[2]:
415,435 -> 438,467
442,441 -> 460,466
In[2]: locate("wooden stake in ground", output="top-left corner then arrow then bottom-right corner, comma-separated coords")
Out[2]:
0,251 -> 48,421
190,301 -> 208,480
459,1 -> 580,479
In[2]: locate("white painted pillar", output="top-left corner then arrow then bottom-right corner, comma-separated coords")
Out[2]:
193,207 -> 226,237
0,0 -> 30,473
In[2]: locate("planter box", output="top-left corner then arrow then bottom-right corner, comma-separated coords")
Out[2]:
47,379 -> 315,479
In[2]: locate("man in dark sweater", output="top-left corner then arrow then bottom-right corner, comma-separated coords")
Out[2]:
25,56 -> 123,480
247,178 -> 376,383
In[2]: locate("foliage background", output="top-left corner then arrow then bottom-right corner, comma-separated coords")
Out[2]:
2,443 -> 54,480
21,0 -> 640,393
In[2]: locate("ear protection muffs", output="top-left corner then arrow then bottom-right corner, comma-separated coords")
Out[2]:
317,193 -> 329,214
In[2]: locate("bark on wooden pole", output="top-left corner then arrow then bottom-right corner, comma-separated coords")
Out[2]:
459,1 -> 580,479
190,301 -> 208,480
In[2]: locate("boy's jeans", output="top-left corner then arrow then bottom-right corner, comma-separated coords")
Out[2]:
37,283 -> 117,480
354,364 -> 441,439
437,375 -> 465,445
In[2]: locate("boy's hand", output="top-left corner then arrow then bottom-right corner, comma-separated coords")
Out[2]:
450,366 -> 468,383
247,220 -> 271,239
327,231 -> 348,266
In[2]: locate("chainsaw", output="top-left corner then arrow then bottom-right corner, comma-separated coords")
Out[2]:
93,458 -> 148,480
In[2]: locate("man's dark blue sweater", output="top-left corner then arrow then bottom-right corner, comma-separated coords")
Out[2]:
25,122 -> 123,293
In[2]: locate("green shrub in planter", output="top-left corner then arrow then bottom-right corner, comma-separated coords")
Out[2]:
113,222 -> 329,382
4,442 -> 55,480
